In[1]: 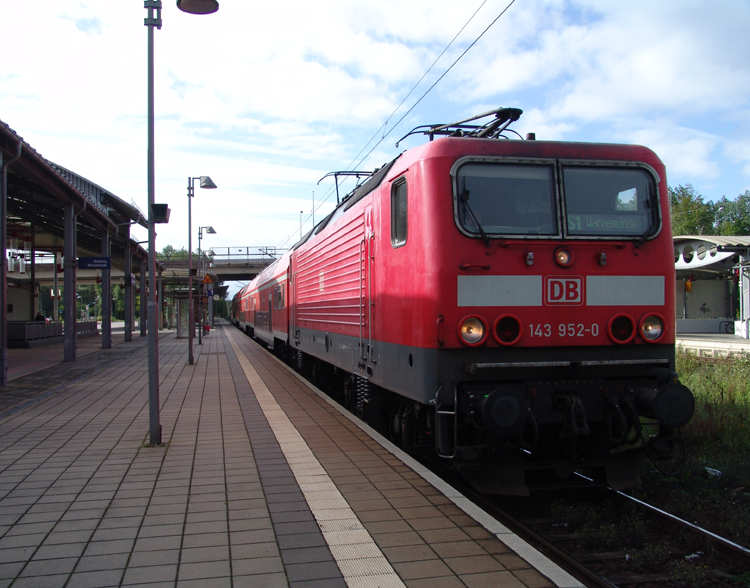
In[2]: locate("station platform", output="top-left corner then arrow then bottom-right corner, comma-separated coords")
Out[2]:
0,322 -> 581,588
676,332 -> 750,358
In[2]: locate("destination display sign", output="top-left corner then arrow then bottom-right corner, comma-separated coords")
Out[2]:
78,257 -> 111,269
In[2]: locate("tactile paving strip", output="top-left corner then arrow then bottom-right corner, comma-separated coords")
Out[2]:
226,328 -> 407,587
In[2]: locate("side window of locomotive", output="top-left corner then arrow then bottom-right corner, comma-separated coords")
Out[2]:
391,179 -> 408,248
563,167 -> 658,237
455,164 -> 557,236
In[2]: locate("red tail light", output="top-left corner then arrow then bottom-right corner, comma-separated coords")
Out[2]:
608,314 -> 635,344
493,315 -> 522,346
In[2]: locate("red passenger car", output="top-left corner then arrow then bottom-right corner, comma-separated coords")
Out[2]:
234,108 -> 694,495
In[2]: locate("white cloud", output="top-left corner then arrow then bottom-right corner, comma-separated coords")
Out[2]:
3,0 -> 750,249
626,124 -> 721,180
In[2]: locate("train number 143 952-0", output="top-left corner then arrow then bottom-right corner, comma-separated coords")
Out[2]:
529,323 -> 600,337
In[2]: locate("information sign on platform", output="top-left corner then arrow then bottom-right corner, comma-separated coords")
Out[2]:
78,257 -> 111,269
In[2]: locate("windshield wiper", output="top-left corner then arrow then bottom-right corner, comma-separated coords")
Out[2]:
633,227 -> 652,249
460,190 -> 490,248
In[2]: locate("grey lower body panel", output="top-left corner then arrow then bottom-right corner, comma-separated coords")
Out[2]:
292,327 -> 675,405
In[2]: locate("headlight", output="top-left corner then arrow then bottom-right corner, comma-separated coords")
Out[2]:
640,315 -> 665,342
554,248 -> 574,267
458,316 -> 487,346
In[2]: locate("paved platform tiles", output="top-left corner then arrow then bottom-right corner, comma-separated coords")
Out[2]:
1,325 -> 139,419
6,322 -> 132,383
0,323 -> 582,588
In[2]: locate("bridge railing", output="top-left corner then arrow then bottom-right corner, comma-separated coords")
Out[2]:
204,247 -> 288,266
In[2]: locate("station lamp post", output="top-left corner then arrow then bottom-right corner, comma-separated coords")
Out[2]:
187,177 -> 217,364
144,0 -> 218,445
197,225 -> 216,344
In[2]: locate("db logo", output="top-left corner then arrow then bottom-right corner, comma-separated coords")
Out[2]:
545,276 -> 583,305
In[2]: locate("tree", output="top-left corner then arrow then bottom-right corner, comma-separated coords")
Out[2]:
669,184 -> 715,236
77,284 -> 101,319
158,244 -> 189,261
714,190 -> 750,236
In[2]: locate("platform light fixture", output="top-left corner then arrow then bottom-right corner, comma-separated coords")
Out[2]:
144,0 -> 218,447
177,0 -> 219,14
197,225 -> 217,345
187,176 -> 217,365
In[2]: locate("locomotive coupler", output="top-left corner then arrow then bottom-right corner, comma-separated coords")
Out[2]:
560,396 -> 590,439
607,397 -> 629,445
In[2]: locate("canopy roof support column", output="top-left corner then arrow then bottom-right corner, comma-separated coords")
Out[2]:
158,271 -> 163,330
140,262 -> 147,337
1,141 -> 23,386
30,224 -> 36,319
53,253 -> 59,321
124,229 -> 132,342
101,229 -> 111,349
64,201 -> 77,362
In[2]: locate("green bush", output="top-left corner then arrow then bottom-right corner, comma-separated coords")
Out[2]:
677,347 -> 750,454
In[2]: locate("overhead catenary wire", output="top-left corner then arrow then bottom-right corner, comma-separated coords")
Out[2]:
276,1 -> 493,249
353,0 -> 517,170
276,0 -> 517,249
341,0 -> 491,178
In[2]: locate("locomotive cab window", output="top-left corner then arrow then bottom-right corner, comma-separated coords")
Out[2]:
391,179 -> 408,247
454,163 -> 557,237
562,167 -> 659,238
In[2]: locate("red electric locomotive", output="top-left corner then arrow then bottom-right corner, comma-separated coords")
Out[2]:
234,108 -> 694,495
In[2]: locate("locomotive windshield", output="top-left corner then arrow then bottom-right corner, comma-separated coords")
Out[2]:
454,161 -> 659,240
455,164 -> 557,236
562,166 -> 657,237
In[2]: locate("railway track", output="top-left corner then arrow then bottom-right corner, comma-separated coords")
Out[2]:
451,471 -> 750,587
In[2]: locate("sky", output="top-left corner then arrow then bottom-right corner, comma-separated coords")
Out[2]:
2,0 -> 750,294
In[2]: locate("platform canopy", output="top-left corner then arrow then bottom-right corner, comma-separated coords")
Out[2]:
674,235 -> 750,337
1,119 -> 150,273
674,235 -> 750,280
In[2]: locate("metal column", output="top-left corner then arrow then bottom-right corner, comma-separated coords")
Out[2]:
124,231 -> 133,342
140,261 -> 147,337
101,230 -> 111,349
63,202 -> 77,362
30,223 -> 36,319
145,0 -> 162,445
158,271 -> 163,330
1,142 -> 23,386
53,253 -> 60,321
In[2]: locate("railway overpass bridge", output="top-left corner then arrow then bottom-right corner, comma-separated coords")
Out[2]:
30,246 -> 282,291
158,246 -> 283,288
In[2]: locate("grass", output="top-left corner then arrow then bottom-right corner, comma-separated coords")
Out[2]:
633,348 -> 750,550
677,347 -> 750,458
